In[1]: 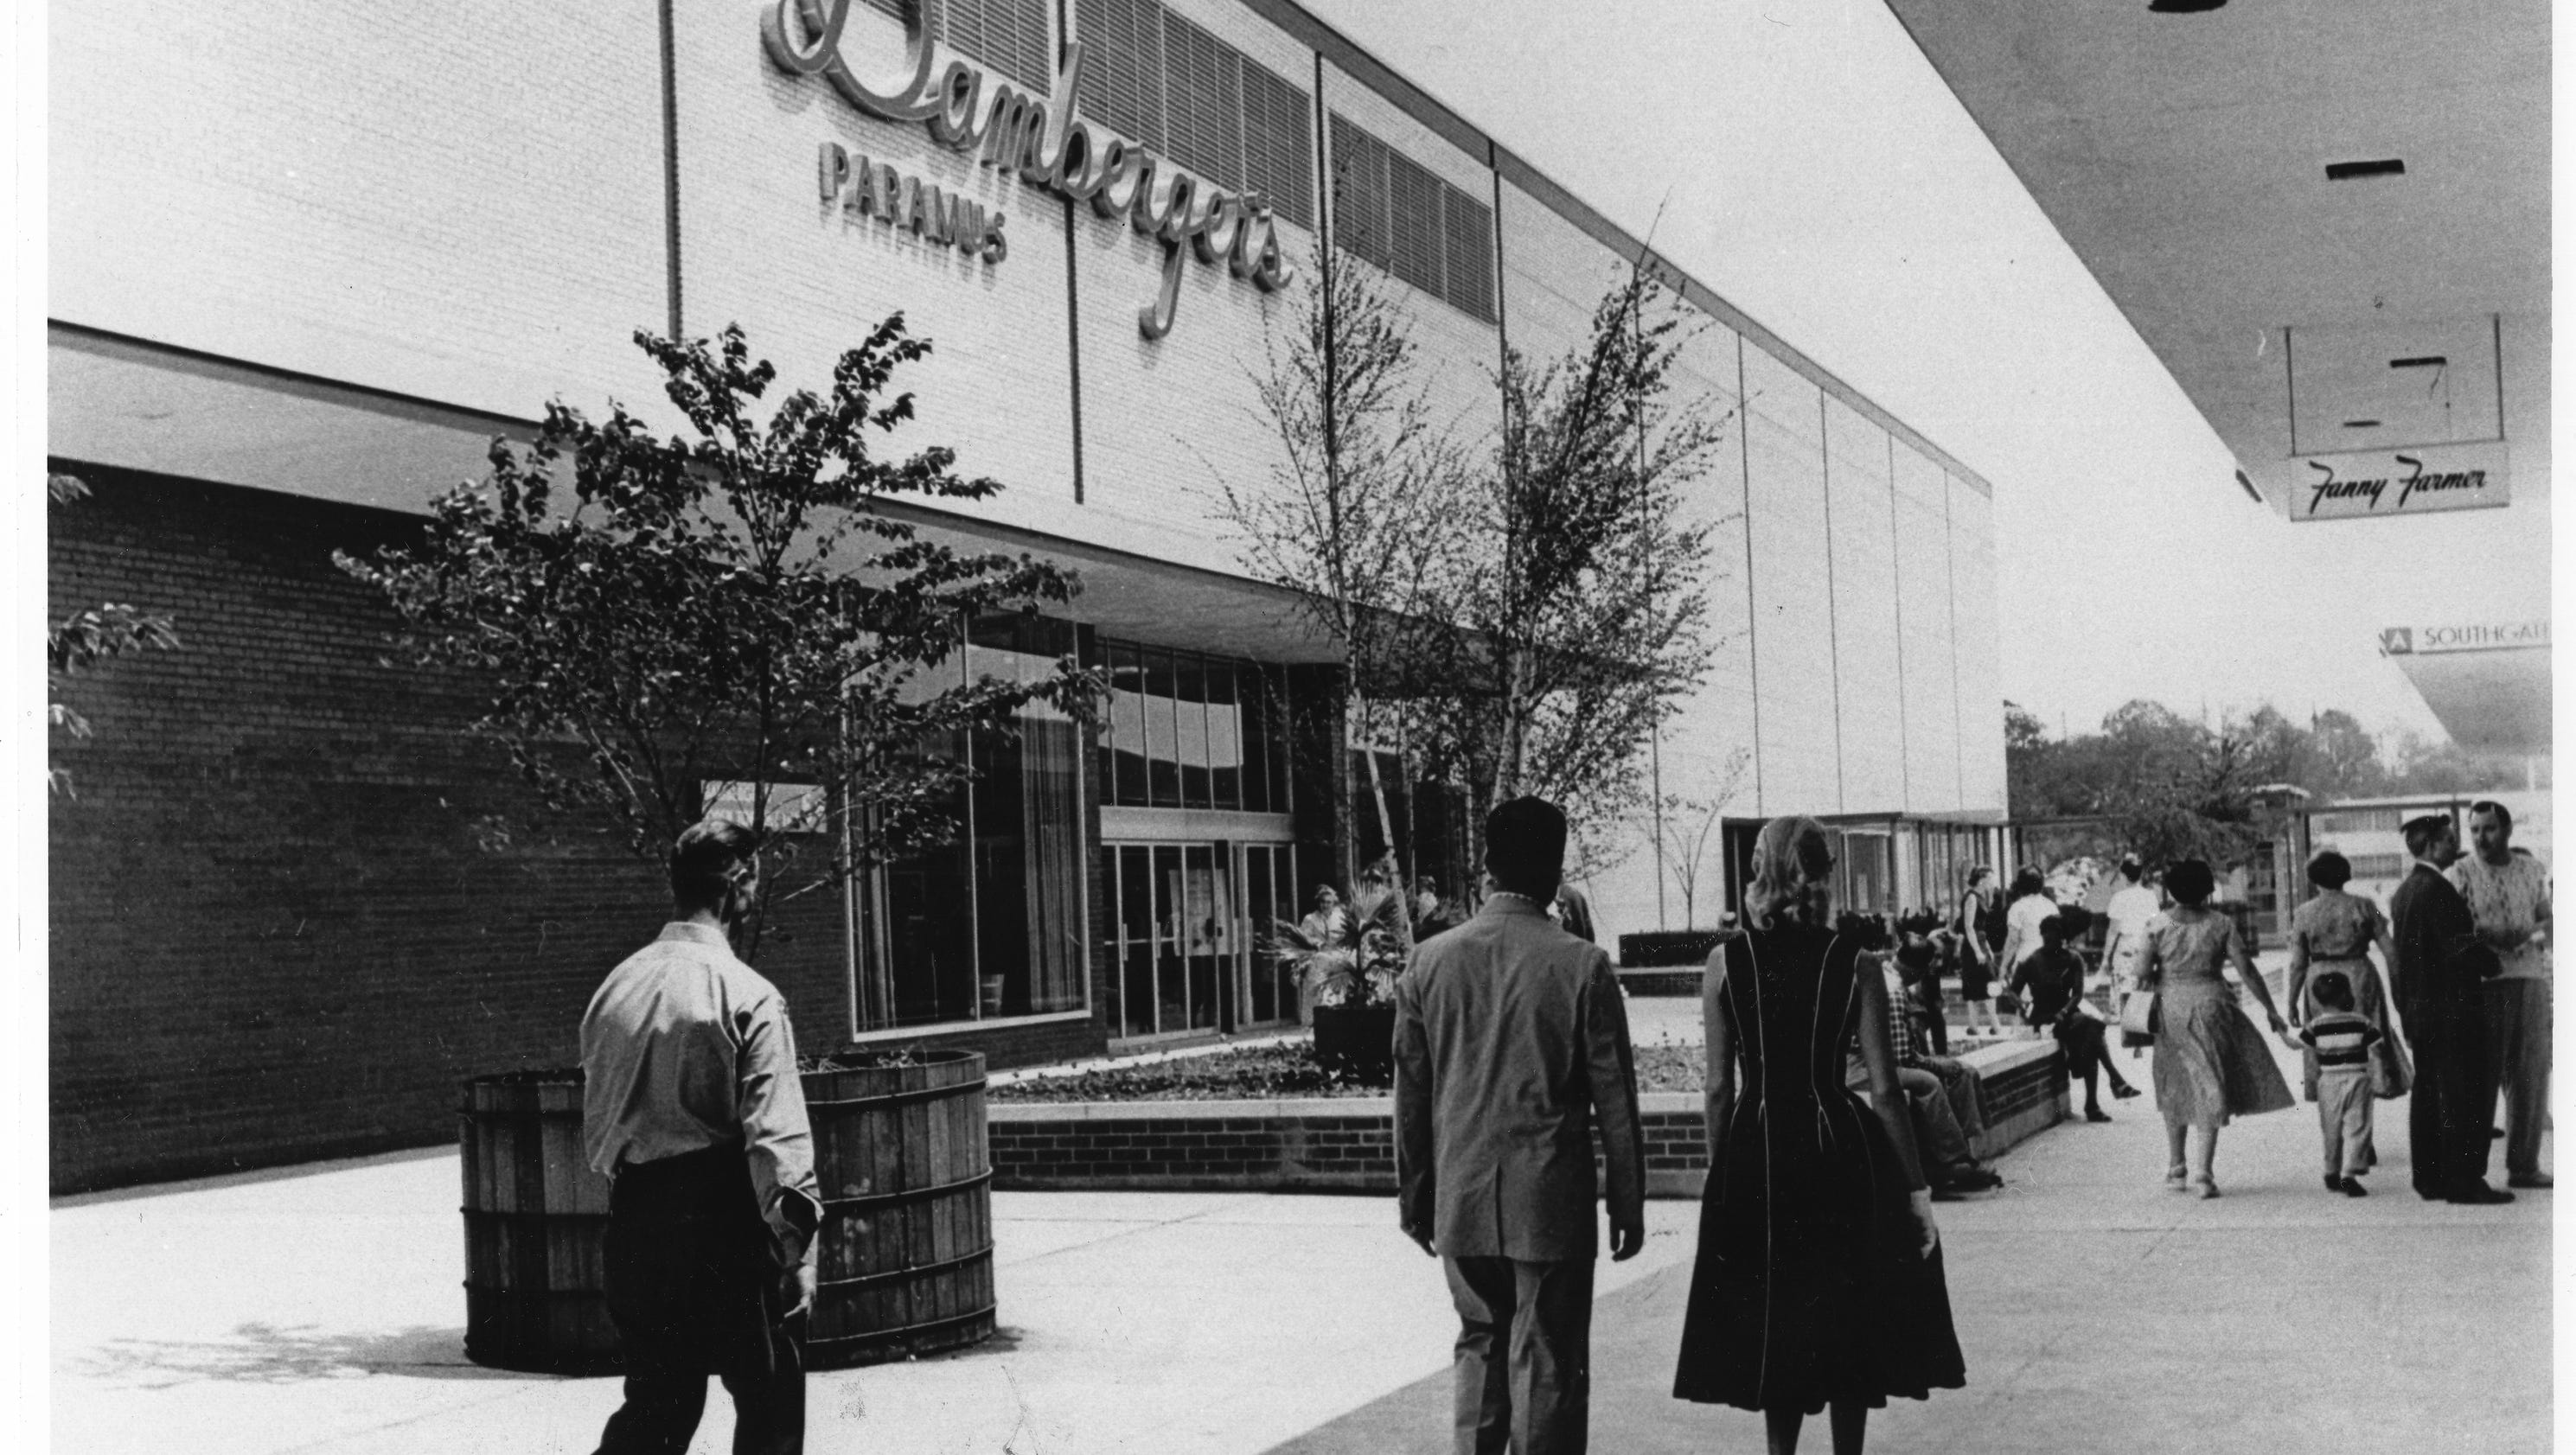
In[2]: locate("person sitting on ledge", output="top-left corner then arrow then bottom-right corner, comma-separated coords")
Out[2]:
1848,948 -> 2003,1196
1892,935 -> 1985,1137
2009,907 -> 2140,1122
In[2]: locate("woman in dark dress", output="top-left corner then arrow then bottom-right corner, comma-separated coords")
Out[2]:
1675,816 -> 1965,1454
1953,866 -> 2004,1037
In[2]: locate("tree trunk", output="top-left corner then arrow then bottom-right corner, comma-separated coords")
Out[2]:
1361,724 -> 1399,879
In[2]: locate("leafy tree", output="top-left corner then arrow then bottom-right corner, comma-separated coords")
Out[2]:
1396,271 -> 1735,876
2294,709 -> 2391,799
1214,258 -> 1735,888
1643,746 -> 1751,929
48,474 -> 182,795
339,321 -> 1097,956
2382,730 -> 2528,795
1208,239 -> 1458,875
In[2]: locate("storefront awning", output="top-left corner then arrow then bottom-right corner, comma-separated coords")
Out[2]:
50,323 -> 1344,666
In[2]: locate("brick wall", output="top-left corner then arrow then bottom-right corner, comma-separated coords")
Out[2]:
46,465 -> 1109,1193
990,1104 -> 1396,1191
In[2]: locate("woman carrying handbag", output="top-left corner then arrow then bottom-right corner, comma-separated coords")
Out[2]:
2134,859 -> 2298,1197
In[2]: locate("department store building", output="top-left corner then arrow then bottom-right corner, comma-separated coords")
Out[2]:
48,0 -> 2006,1189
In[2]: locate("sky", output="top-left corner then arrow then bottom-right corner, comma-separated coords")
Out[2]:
1297,0 -> 2507,747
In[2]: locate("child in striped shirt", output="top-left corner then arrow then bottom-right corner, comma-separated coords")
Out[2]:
2298,971 -> 2382,1197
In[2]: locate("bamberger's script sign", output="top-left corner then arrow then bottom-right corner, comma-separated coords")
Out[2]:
2287,440 -> 2510,523
763,0 -> 1294,339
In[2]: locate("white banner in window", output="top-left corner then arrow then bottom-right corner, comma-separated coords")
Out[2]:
2288,440 -> 2509,522
700,781 -> 831,835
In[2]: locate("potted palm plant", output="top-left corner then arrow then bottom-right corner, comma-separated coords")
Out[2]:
1269,881 -> 1412,1082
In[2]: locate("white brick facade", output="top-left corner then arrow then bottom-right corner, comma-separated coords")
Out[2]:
48,0 -> 2006,953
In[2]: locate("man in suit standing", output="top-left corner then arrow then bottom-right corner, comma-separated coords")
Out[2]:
2389,812 -> 2513,1204
1395,796 -> 1646,1455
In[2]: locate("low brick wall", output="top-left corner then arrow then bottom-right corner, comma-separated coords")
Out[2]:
1615,968 -> 1706,997
991,1041 -> 2068,1197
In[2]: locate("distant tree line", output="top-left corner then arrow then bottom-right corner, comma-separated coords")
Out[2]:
2006,699 -> 2532,869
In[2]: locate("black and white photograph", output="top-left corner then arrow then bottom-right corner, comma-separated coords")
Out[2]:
23,0 -> 2555,1451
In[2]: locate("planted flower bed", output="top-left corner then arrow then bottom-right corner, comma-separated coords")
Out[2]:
989,1040 -> 1711,1102
984,1038 -> 2068,1197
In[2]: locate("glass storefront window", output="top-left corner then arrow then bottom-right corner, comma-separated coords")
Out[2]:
852,616 -> 1090,1035
1175,654 -> 1212,808
1108,640 -> 1148,806
1144,648 -> 1181,807
1205,661 -> 1240,810
1237,664 -> 1270,814
1087,636 -> 1294,814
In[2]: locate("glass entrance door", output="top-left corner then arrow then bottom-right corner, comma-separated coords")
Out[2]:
1241,843 -> 1295,1025
1105,839 -> 1298,1038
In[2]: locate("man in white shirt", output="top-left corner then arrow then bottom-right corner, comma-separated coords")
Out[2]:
1995,868 -> 2059,979
2449,801 -> 2553,1190
2099,855 -> 2162,997
583,818 -> 823,1455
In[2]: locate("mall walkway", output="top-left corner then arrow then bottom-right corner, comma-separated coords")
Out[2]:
52,1036 -> 2548,1454
1273,1052 -> 2554,1455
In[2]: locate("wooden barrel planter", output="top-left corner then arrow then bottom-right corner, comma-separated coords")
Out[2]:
458,1069 -> 620,1375
802,1049 -> 998,1369
460,1050 -> 997,1375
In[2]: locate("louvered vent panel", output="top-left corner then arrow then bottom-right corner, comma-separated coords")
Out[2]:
1329,113 -> 1390,271
951,0 -> 988,76
1122,0 -> 1164,154
1238,61 -> 1314,229
1007,0 -> 1052,89
1441,184 -> 1496,322
1075,0 -> 1111,123
1074,0 -> 1161,152
1214,36 -> 1243,192
1160,12 -> 1242,188
1387,151 -> 1443,296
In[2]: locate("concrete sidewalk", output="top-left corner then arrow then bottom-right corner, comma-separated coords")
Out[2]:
53,1151 -> 1703,1454
1275,1067 -> 2554,1455
54,1031 -> 2549,1454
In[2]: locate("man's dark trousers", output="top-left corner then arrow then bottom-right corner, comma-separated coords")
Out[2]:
595,1144 -> 805,1455
1446,1255 -> 1594,1455
2404,992 -> 2496,1197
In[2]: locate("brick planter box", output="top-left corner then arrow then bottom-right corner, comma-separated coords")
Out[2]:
990,1041 -> 2068,1197
1617,967 -> 1704,997
1618,930 -> 1726,968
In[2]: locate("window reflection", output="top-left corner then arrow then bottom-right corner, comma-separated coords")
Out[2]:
1085,635 -> 1292,814
1144,648 -> 1180,807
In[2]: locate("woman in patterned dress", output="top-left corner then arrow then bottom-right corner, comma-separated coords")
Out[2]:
2282,852 -> 2413,1158
1673,816 -> 1965,1453
2137,858 -> 2296,1197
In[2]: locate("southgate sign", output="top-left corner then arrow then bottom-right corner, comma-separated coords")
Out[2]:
2378,619 -> 2548,656
2287,440 -> 2510,523
763,0 -> 1294,339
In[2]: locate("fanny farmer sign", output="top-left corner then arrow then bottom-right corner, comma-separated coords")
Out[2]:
2289,440 -> 2510,523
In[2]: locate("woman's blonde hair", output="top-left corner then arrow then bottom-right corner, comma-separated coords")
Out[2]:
1744,814 -> 1834,928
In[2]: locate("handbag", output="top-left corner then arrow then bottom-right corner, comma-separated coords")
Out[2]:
2117,986 -> 2158,1045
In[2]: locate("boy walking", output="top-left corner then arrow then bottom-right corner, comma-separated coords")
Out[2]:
2299,971 -> 2383,1197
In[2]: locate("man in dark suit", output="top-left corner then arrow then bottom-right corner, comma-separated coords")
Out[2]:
2389,812 -> 2513,1204
1395,796 -> 1646,1455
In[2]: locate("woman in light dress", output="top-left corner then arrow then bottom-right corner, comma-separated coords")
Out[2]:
2281,851 -> 2413,1165
2135,858 -> 2295,1197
